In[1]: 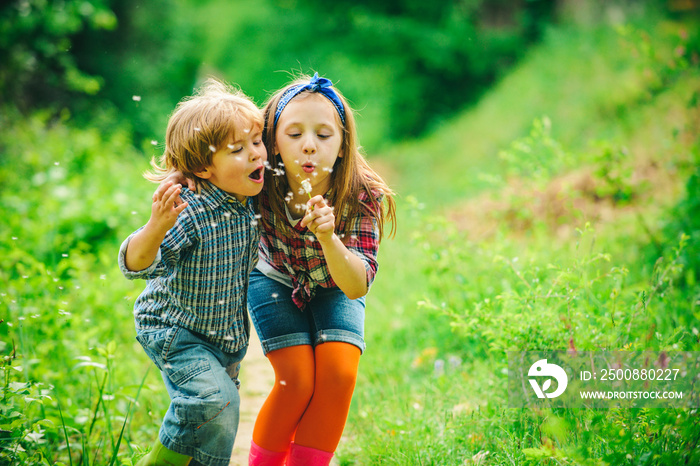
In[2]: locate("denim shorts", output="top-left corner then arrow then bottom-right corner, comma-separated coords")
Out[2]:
136,326 -> 247,466
248,269 -> 366,354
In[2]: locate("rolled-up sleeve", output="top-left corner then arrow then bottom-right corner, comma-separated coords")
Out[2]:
117,233 -> 163,279
344,214 -> 380,289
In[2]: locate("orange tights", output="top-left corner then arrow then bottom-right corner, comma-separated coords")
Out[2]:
252,342 -> 361,453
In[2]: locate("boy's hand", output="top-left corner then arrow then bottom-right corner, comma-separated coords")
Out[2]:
148,181 -> 188,232
300,195 -> 335,243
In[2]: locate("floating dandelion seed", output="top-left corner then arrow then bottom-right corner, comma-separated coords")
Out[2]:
151,140 -> 158,146
211,222 -> 218,228
194,127 -> 201,132
271,293 -> 279,299
163,363 -> 173,369
263,161 -> 272,169
244,128 -> 250,133
209,145 -> 217,152
228,144 -> 235,149
62,253 -> 68,257
210,330 -> 216,335
280,380 -> 287,386
251,220 -> 258,226
218,300 -> 225,305
54,161 -> 60,166
132,95 -> 142,102
11,237 -> 17,240
131,211 -> 138,215
224,335 -> 234,341
255,214 -> 262,219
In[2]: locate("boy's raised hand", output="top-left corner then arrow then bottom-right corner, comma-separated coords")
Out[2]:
301,195 -> 335,242
148,181 -> 188,232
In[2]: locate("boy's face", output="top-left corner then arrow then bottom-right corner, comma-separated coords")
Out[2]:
197,124 -> 266,202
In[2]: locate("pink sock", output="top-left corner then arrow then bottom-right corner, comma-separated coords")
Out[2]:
287,442 -> 334,466
248,440 -> 288,466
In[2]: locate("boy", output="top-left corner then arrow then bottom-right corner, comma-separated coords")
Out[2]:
118,78 -> 266,466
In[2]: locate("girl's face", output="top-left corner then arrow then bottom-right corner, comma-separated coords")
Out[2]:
274,93 -> 343,197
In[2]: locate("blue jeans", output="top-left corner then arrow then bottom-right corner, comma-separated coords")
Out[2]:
247,269 -> 366,354
136,326 -> 247,466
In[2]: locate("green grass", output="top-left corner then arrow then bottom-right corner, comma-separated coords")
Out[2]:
2,6 -> 699,466
340,12 -> 700,466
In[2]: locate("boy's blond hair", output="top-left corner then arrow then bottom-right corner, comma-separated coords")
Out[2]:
146,78 -> 263,188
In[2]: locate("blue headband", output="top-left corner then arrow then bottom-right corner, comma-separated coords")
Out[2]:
273,72 -> 346,127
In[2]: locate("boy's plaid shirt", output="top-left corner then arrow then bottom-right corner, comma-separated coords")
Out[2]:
118,182 -> 260,353
258,188 -> 381,309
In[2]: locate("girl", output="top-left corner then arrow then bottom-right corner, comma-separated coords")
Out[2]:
248,73 -> 396,466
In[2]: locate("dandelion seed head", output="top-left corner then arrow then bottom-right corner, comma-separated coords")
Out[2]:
301,179 -> 312,194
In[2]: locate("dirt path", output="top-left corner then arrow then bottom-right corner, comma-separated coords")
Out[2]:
229,327 -> 275,466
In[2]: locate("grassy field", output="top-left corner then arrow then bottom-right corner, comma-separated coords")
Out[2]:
340,12 -> 700,466
2,6 -> 699,466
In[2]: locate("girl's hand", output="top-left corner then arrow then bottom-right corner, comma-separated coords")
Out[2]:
163,170 -> 196,191
148,181 -> 188,233
300,195 -> 335,242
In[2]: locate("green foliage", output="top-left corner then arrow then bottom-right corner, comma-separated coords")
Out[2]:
0,0 -> 116,110
0,107 -> 165,465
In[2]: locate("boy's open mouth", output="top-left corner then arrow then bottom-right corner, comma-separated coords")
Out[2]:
248,166 -> 264,182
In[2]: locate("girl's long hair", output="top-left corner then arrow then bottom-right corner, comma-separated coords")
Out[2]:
260,74 -> 396,241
